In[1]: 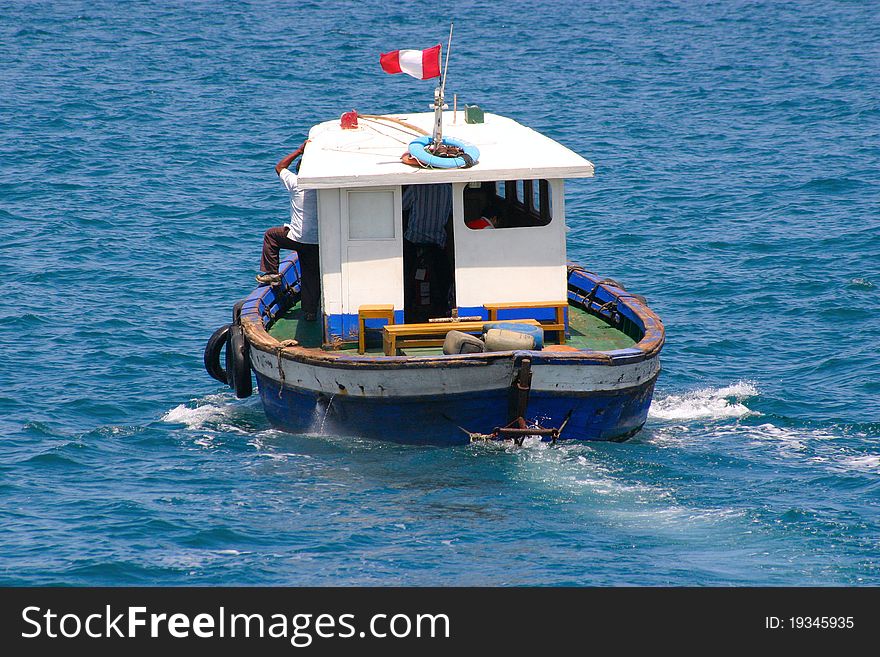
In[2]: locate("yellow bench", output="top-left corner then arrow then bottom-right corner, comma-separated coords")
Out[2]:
358,304 -> 395,354
484,300 -> 568,344
382,318 -> 541,356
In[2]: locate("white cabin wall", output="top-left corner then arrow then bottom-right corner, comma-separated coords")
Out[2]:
317,188 -> 342,318
452,179 -> 568,309
554,178 -> 568,264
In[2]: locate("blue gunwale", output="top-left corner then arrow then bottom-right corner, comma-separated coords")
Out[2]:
239,253 -> 665,370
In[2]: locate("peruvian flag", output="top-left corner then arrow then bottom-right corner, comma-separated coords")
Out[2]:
380,44 -> 441,80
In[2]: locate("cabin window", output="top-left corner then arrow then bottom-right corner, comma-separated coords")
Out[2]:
464,179 -> 552,230
347,190 -> 395,240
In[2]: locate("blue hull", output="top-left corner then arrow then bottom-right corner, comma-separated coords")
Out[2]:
255,372 -> 657,445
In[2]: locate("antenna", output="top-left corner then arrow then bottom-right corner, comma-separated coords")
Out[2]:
432,22 -> 454,148
440,22 -> 453,99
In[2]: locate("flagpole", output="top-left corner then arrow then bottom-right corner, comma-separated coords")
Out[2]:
432,22 -> 454,148
441,22 -> 453,100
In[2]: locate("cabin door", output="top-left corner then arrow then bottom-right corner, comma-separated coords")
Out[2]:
340,187 -> 403,329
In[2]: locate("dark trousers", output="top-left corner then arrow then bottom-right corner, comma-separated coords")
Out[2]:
261,226 -> 320,315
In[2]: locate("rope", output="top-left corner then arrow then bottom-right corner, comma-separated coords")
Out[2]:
357,114 -> 428,136
584,282 -> 601,310
274,339 -> 299,398
360,120 -> 410,145
324,147 -> 403,156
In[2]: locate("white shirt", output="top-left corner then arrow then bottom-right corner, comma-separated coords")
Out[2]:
279,168 -> 319,244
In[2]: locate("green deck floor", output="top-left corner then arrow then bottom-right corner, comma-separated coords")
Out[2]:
268,303 -> 636,355
268,302 -> 325,345
567,305 -> 637,351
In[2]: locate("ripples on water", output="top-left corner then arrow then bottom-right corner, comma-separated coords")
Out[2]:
1,0 -> 878,585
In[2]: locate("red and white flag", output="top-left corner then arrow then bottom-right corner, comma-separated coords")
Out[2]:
379,44 -> 441,80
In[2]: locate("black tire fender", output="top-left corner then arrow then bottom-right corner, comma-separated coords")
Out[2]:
204,324 -> 231,385
229,323 -> 253,398
232,298 -> 246,325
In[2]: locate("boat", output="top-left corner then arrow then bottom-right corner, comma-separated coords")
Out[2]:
203,106 -> 664,445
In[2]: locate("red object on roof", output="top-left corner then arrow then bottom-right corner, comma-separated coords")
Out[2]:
340,111 -> 358,130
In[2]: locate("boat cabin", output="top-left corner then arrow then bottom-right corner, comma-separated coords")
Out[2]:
294,111 -> 595,349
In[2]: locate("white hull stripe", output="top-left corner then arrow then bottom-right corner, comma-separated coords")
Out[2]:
250,350 -> 660,399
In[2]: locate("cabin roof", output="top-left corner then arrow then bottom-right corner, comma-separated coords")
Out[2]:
297,111 -> 595,190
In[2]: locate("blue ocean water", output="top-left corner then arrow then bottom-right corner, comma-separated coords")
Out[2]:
1,0 -> 878,586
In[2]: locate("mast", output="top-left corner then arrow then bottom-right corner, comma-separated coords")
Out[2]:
431,22 -> 454,148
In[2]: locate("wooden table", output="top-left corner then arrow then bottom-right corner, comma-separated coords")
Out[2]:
483,300 -> 568,344
382,318 -> 541,356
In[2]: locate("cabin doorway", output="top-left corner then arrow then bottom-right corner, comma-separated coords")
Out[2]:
402,184 -> 456,323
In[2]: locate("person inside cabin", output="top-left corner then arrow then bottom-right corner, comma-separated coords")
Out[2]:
464,183 -> 501,230
465,215 -> 496,229
402,183 -> 453,322
257,140 -> 320,322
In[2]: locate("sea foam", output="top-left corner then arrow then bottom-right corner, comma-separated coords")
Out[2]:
161,395 -> 234,430
648,382 -> 759,421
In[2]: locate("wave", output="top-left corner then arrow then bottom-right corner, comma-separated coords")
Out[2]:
719,422 -> 880,477
648,382 -> 760,421
835,455 -> 880,474
650,404 -> 880,477
160,395 -> 238,430
159,392 -> 273,441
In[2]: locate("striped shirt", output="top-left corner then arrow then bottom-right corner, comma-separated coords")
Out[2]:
403,183 -> 452,248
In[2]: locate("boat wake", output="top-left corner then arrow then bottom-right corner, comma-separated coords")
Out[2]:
160,393 -> 263,435
644,382 -> 880,475
159,393 -> 355,457
648,381 -> 760,421
489,383 -> 880,556
490,431 -> 748,536
708,422 -> 880,474
159,383 -> 880,478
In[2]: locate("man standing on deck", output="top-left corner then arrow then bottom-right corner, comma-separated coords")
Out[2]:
402,183 -> 453,322
257,140 -> 320,322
